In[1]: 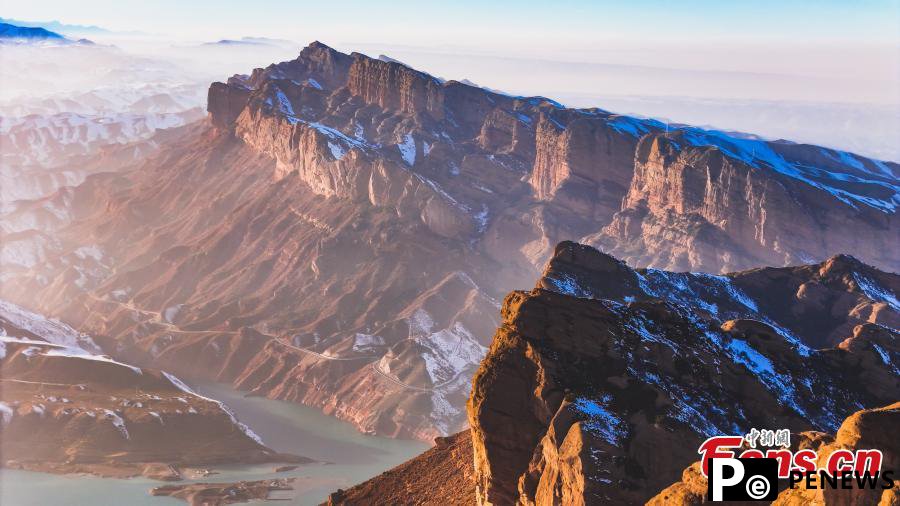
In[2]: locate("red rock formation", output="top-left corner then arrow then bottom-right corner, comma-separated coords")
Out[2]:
592,133 -> 899,272
3,41 -> 897,444
321,243 -> 897,505
347,55 -> 445,119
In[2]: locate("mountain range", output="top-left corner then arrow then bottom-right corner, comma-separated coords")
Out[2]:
1,41 -> 897,446
0,40 -> 897,505
0,22 -> 67,42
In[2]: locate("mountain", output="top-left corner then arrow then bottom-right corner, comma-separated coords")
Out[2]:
324,432 -> 475,505
203,37 -> 298,49
1,41 -> 897,444
0,299 -> 308,479
469,242 -> 898,504
0,36 -> 301,207
0,22 -> 67,42
0,110 -> 204,202
588,130 -> 898,272
326,242 -> 898,505
327,403 -> 900,506
0,17 -> 111,36
0,41 -> 212,205
205,41 -> 896,274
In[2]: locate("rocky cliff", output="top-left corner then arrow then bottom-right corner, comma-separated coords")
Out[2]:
592,132 -> 898,272
2,41 -> 897,442
323,243 -> 898,504
468,242 -> 899,505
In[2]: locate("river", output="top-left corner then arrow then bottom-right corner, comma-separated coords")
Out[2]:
0,382 -> 428,505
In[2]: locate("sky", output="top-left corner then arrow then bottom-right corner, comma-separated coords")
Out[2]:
6,1 -> 899,86
7,1 -> 899,46
5,0 -> 900,158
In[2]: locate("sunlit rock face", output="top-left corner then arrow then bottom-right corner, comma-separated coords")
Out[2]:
468,242 -> 899,505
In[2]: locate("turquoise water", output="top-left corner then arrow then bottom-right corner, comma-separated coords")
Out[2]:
0,382 -> 428,505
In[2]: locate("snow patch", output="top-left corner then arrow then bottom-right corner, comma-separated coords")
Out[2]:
547,272 -> 594,299
327,141 -> 347,160
853,273 -> 900,311
162,372 -> 266,446
573,396 -> 627,446
398,133 -> 416,166
416,322 -> 486,386
42,345 -> 143,375
102,409 -> 129,439
0,402 -> 13,426
352,333 -> 384,351
0,299 -> 100,352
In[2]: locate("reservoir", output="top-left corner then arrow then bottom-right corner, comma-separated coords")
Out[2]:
0,382 -> 428,505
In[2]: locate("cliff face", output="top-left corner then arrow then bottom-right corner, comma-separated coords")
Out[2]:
592,132 -> 899,272
529,115 -> 638,224
468,242 -> 899,505
347,55 -> 445,119
3,41 -> 898,443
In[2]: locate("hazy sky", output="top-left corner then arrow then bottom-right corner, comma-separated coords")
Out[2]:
8,1 -> 899,82
7,0 -> 899,44
3,2 -> 900,158
6,1 -> 900,104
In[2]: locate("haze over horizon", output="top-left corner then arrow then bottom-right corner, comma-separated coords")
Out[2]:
5,0 -> 899,101
5,1 -> 900,160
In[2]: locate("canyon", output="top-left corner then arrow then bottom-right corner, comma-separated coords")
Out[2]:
1,41 -> 897,445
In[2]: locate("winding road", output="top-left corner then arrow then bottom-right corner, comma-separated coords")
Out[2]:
84,293 -> 469,393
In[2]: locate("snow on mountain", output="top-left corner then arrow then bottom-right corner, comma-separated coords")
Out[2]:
677,126 -> 899,213
0,298 -> 100,352
0,109 -> 203,168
